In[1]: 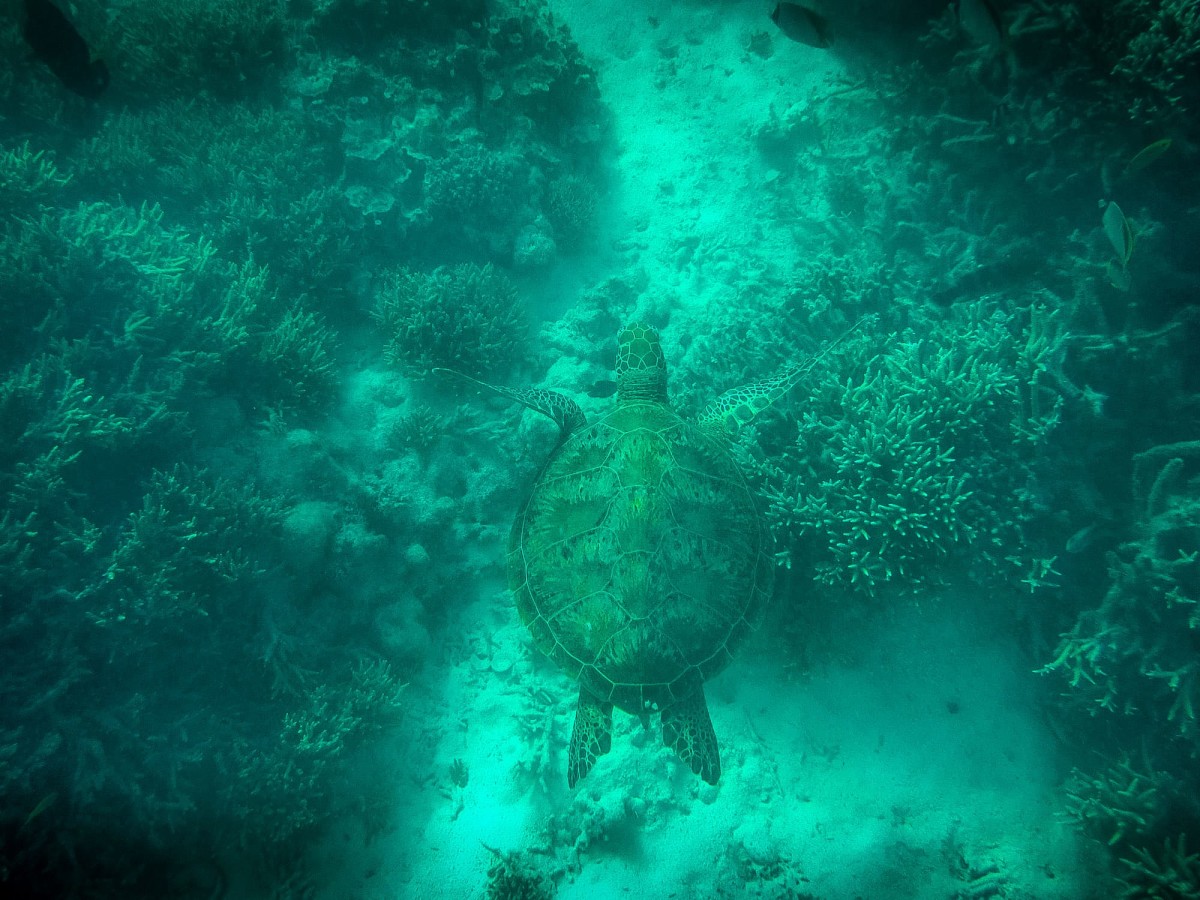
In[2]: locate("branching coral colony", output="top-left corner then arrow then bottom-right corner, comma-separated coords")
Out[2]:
0,146 -> 390,893
1042,443 -> 1200,739
373,263 -> 530,379
0,0 -> 608,893
757,302 -> 1065,597
708,12 -> 1200,896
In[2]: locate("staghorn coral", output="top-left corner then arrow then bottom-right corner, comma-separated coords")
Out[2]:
254,304 -> 339,413
87,465 -> 282,627
1064,755 -> 1179,849
0,142 -> 71,208
1090,0 -> 1200,125
0,173 -> 373,895
389,403 -> 445,456
1120,834 -> 1200,899
757,302 -> 1065,597
1040,443 -> 1200,743
1,462 -> 281,872
76,99 -> 344,301
1,454 -> 405,889
373,263 -> 530,379
108,0 -> 288,100
423,140 -> 531,252
224,658 -> 405,847
0,193 -> 339,416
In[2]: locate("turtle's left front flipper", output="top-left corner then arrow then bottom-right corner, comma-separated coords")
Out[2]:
662,687 -> 720,785
434,368 -> 586,439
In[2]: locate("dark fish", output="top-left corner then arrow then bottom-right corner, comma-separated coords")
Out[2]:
585,379 -> 619,399
1064,524 -> 1097,554
770,3 -> 831,49
954,0 -> 1007,49
22,0 -> 109,98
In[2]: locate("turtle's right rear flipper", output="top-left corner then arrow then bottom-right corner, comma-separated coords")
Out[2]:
434,368 -> 585,438
662,687 -> 721,785
568,690 -> 613,788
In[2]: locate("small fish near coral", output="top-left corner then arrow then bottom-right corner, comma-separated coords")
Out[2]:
1123,138 -> 1172,176
770,2 -> 832,49
953,0 -> 1008,49
585,378 -> 619,399
22,0 -> 109,98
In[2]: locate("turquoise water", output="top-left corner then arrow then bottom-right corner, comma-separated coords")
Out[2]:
2,1 -> 1199,897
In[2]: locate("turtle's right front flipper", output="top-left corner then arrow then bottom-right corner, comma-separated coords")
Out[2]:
434,368 -> 586,439
696,316 -> 874,436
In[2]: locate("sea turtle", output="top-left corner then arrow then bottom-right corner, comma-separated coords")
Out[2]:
444,321 -> 857,787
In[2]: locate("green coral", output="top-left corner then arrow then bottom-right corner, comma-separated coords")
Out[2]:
76,100 -> 343,304
109,0 -> 288,99
254,304 -> 339,413
1064,756 -> 1178,849
373,263 -> 529,378
425,143 -> 527,234
1120,834 -> 1200,899
544,173 -> 599,250
0,142 -> 71,208
227,659 -> 405,846
1041,443 -> 1200,740
1,463 -> 285,866
0,196 -> 339,415
485,846 -> 556,900
0,173 -> 364,895
1101,0 -> 1200,123
390,403 -> 445,455
758,302 -> 1064,596
88,466 -> 282,627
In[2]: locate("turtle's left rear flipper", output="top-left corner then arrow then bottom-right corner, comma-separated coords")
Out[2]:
568,690 -> 613,788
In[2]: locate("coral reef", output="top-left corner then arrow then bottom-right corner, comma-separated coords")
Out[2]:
1064,754 -> 1200,898
756,302 -> 1065,597
423,141 -> 532,255
1120,834 -> 1200,899
284,0 -> 605,266
485,846 -> 556,900
1041,443 -> 1200,743
1084,0 -> 1200,125
373,263 -> 530,379
1063,756 -> 1180,849
0,153 -> 391,896
108,0 -> 289,100
0,184 -> 340,415
4,0 -> 1199,895
544,173 -> 600,250
0,141 -> 70,208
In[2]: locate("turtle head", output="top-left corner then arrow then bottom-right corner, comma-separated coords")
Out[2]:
615,323 -> 668,404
